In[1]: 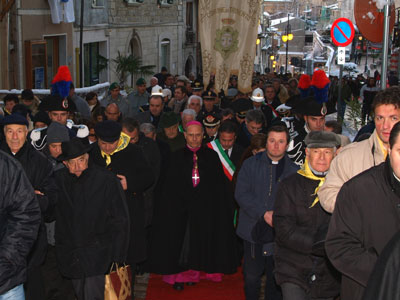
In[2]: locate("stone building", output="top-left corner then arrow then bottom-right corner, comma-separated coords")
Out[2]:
73,0 -> 199,87
0,0 -> 198,90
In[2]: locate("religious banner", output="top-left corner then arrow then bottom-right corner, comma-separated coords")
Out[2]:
199,0 -> 262,93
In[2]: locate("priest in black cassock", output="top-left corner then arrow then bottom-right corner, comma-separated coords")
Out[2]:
147,120 -> 239,291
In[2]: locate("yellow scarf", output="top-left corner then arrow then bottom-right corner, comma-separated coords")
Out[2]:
376,134 -> 388,160
297,159 -> 325,208
101,132 -> 130,166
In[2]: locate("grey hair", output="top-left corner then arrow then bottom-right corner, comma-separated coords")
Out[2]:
139,122 -> 156,134
182,108 -> 197,118
187,95 -> 203,107
245,109 -> 265,124
151,77 -> 158,82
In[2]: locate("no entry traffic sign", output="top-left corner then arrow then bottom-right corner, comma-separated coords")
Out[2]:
330,18 -> 355,47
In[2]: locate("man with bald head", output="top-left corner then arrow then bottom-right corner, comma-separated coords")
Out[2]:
105,103 -> 121,122
148,121 -> 239,291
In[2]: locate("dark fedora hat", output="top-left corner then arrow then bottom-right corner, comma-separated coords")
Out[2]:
58,137 -> 92,161
159,111 -> 180,129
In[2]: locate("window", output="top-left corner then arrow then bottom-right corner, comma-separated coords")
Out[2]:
84,43 -> 100,87
92,0 -> 105,7
160,39 -> 170,71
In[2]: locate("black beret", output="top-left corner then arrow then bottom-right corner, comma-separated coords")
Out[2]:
231,98 -> 253,117
95,120 -> 122,142
2,113 -> 29,127
304,131 -> 341,148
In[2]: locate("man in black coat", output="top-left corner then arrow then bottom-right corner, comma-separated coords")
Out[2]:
147,121 -> 239,291
236,109 -> 266,149
273,131 -> 341,300
90,120 -> 154,295
1,113 -> 57,300
54,138 -> 130,300
0,146 -> 40,299
325,122 -> 400,300
122,117 -> 161,229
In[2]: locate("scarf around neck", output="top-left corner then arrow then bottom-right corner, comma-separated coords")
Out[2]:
297,158 -> 326,208
101,132 -> 130,166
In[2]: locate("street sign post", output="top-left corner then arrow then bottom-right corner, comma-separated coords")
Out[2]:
330,18 -> 355,47
337,47 -> 346,65
331,18 -> 355,123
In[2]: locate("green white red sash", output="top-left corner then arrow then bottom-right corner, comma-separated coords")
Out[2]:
207,139 -> 236,181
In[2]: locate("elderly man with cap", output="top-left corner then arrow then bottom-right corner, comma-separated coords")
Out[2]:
54,137 -> 129,300
90,121 -> 154,296
146,76 -> 159,94
136,85 -> 166,128
128,78 -> 150,116
157,111 -> 186,152
1,113 -> 57,300
286,97 -> 327,166
197,90 -> 221,123
147,120 -> 239,291
202,112 -> 221,144
100,82 -> 131,118
273,131 -> 341,300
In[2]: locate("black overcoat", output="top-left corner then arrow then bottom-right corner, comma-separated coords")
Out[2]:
147,146 -> 239,274
326,160 -> 400,300
90,143 -> 154,263
54,165 -> 129,279
273,173 -> 340,298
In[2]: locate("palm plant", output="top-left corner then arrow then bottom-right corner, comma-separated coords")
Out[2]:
112,51 -> 155,88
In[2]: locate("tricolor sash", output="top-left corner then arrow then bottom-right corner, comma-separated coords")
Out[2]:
207,139 -> 236,181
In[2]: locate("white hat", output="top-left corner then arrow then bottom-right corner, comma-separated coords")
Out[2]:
151,85 -> 164,96
276,103 -> 292,113
162,88 -> 172,99
251,88 -> 264,102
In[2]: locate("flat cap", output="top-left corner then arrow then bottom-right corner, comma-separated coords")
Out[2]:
2,113 -> 29,127
305,131 -> 341,148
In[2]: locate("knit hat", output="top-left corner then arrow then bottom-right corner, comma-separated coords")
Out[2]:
304,131 -> 341,148
33,111 -> 51,126
95,120 -> 122,143
47,122 -> 70,144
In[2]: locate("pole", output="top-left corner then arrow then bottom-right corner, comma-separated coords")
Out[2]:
365,41 -> 369,76
381,3 -> 391,89
79,0 -> 84,88
338,64 -> 343,122
285,14 -> 289,73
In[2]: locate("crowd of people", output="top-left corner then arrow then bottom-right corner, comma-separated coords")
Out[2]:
1,64 -> 400,300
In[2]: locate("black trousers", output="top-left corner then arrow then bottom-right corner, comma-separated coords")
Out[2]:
71,275 -> 105,300
243,240 -> 282,300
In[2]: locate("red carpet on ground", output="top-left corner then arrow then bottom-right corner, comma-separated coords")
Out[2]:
145,270 -> 245,300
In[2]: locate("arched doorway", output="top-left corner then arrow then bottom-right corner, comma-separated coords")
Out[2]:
128,32 -> 142,86
185,55 -> 195,78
